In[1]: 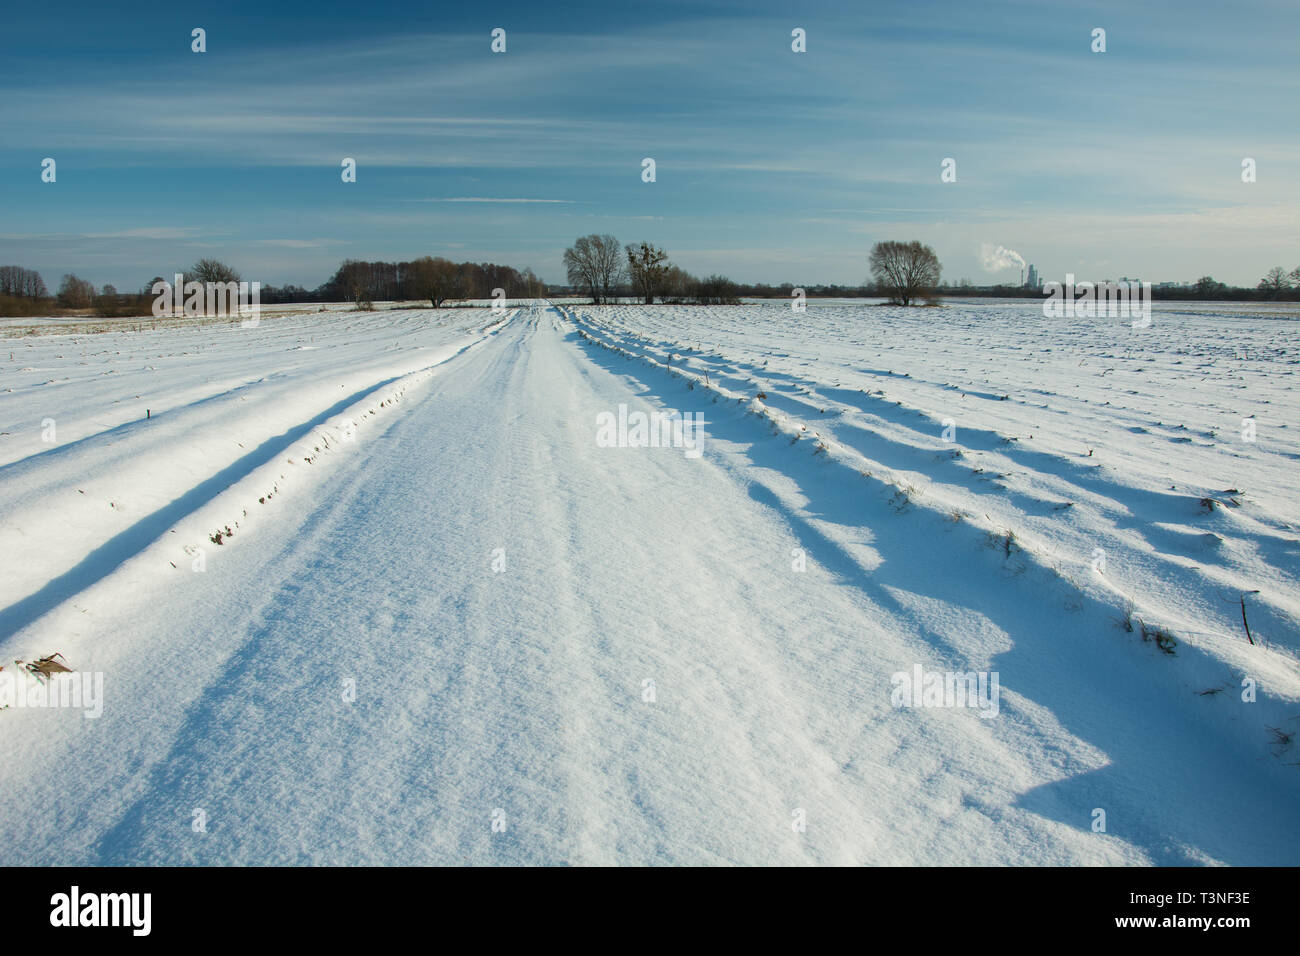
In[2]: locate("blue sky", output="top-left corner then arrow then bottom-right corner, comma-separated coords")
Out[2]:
1,0 -> 1297,290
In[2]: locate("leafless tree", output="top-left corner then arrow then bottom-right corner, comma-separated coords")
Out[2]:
519,267 -> 546,298
626,242 -> 670,304
1258,266 -> 1291,297
868,240 -> 942,306
407,256 -> 460,307
334,259 -> 370,306
563,234 -> 624,304
1193,276 -> 1225,298
57,274 -> 95,309
190,258 -> 241,284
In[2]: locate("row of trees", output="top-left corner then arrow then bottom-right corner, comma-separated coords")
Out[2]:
557,236 -> 936,305
0,265 -> 48,299
0,256 -> 551,317
320,258 -> 547,307
863,251 -> 1300,304
920,274 -> 1300,301
561,234 -> 741,305
0,258 -> 263,317
559,235 -> 939,305
0,269 -> 136,318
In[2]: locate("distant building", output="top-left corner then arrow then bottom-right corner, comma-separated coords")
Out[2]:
1026,264 -> 1039,289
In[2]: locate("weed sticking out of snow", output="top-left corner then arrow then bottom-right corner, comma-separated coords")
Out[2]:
1138,619 -> 1179,655
1116,598 -> 1136,633
13,652 -> 72,682
988,528 -> 1019,558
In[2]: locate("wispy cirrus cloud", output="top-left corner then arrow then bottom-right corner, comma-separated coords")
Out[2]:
0,228 -> 203,241
405,197 -> 576,204
249,238 -> 341,248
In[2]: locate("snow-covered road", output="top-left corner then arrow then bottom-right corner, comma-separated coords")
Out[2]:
2,305 -> 1296,865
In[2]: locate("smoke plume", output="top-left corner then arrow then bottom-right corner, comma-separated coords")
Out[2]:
980,243 -> 1026,273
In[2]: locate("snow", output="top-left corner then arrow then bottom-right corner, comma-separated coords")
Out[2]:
1,300 -> 1296,865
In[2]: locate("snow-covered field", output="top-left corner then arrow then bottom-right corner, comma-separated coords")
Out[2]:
1,300 -> 1297,865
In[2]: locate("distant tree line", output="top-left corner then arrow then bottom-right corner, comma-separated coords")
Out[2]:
0,255 -> 551,317
4,254 -> 1298,319
929,270 -> 1300,302
317,258 -> 548,308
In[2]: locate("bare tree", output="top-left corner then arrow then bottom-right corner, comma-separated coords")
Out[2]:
406,256 -> 460,307
868,240 -> 942,306
1258,266 -> 1291,297
190,258 -> 241,284
57,274 -> 95,309
1193,276 -> 1225,298
331,259 -> 369,306
563,234 -> 624,304
626,242 -> 670,304
519,267 -> 546,298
